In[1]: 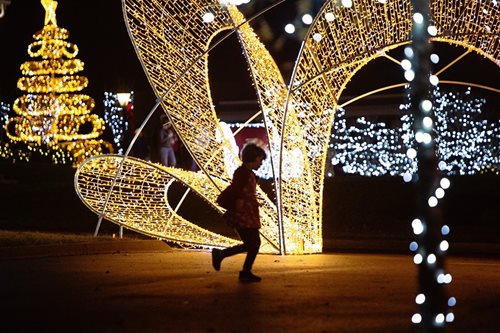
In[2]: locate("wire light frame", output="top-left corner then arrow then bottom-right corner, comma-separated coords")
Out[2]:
75,0 -> 498,254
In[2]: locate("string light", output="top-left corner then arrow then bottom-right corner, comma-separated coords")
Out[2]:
3,0 -> 112,167
103,92 -> 132,155
329,87 -> 499,177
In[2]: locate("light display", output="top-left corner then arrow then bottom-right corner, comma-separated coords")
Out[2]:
74,0 -> 498,255
407,0 -> 454,330
330,88 -> 499,176
0,101 -> 8,128
3,0 -> 112,167
103,92 -> 134,155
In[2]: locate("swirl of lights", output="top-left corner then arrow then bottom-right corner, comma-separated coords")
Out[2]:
20,59 -> 84,76
13,93 -> 95,117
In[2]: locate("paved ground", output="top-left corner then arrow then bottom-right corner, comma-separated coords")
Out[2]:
1,242 -> 499,333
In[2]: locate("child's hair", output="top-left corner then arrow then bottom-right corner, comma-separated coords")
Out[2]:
241,143 -> 267,163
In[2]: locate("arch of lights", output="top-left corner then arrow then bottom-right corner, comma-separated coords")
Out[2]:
74,0 -> 498,254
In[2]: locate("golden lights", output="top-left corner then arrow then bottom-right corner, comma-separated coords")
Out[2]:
4,0 -> 112,167
75,0 -> 498,253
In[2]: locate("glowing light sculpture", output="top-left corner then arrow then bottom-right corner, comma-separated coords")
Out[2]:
75,0 -> 498,254
4,0 -> 112,167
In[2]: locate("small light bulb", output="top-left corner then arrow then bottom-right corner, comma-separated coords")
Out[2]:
429,75 -> 439,86
302,14 -> 313,25
427,253 -> 437,264
284,23 -> 295,34
202,12 -> 215,23
441,225 -> 450,235
405,70 -> 415,81
325,12 -> 335,22
401,59 -> 412,70
430,54 -> 440,64
420,99 -> 432,112
404,47 -> 414,58
413,13 -> 424,24
412,313 -> 422,324
341,0 -> 353,8
440,178 -> 451,189
313,33 -> 322,42
427,25 -> 438,36
415,293 -> 426,304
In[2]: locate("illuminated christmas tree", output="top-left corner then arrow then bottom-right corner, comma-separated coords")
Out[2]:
4,0 -> 112,166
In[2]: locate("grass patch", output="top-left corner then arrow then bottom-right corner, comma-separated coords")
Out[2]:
0,230 -> 118,247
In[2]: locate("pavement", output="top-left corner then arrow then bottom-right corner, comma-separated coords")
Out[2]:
1,236 -> 499,259
1,240 -> 499,333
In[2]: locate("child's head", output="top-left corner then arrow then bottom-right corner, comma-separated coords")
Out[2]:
241,143 -> 266,163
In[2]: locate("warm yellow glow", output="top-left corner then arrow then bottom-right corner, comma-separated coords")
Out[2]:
75,0 -> 498,254
4,0 -> 112,167
41,0 -> 57,26
75,155 -> 280,253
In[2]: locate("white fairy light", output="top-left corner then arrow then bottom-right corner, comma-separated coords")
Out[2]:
403,173 -> 413,182
420,99 -> 432,112
407,148 -> 417,159
412,313 -> 422,324
435,188 -> 445,199
427,253 -> 437,264
427,25 -> 437,36
416,293 -> 426,304
423,116 -> 433,128
404,47 -> 414,58
441,225 -> 450,236
413,12 -> 424,24
341,0 -> 353,8
325,12 -> 335,22
414,253 -> 423,264
284,23 -> 295,34
429,75 -> 439,86
202,12 -> 215,23
401,59 -> 412,70
428,196 -> 438,207
404,70 -> 415,81
440,178 -> 450,189
422,133 -> 432,144
313,33 -> 322,42
412,218 -> 424,235
439,240 -> 449,251
302,14 -> 313,25
430,54 -> 439,64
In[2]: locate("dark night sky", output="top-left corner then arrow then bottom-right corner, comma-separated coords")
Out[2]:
0,0 -> 498,123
